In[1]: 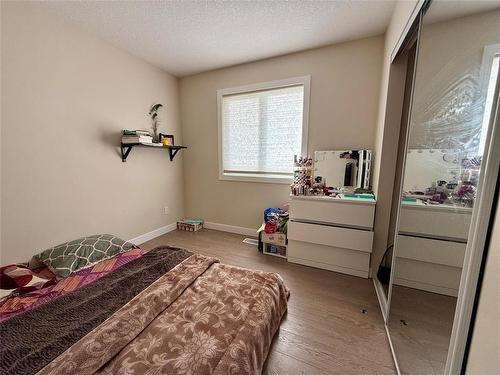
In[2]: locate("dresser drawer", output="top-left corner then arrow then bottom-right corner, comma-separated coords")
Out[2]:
396,235 -> 466,267
288,240 -> 370,278
288,221 -> 373,253
394,258 -> 462,297
399,205 -> 472,241
290,199 -> 375,229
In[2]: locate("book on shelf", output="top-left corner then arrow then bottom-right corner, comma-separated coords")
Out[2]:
122,129 -> 151,136
122,136 -> 153,144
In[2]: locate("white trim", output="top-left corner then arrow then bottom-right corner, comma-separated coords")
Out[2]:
128,221 -> 259,245
390,0 -> 426,62
204,221 -> 257,237
128,222 -> 177,245
373,277 -> 389,323
445,59 -> 500,375
385,324 -> 402,375
217,76 -> 311,184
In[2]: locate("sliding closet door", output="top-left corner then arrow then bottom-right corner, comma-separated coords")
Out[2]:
386,2 -> 500,374
378,35 -> 418,299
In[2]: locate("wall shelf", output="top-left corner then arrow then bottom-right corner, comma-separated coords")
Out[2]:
120,143 -> 187,162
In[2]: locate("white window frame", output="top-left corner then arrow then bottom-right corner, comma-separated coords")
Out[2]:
217,76 -> 310,184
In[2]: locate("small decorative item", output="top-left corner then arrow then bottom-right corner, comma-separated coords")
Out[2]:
148,103 -> 163,142
159,133 -> 174,146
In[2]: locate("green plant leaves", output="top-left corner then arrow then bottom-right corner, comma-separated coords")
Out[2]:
149,103 -> 163,116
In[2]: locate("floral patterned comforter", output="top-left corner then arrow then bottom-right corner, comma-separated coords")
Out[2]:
3,249 -> 289,375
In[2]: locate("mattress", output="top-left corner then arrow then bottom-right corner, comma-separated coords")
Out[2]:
0,246 -> 289,375
0,247 -> 145,322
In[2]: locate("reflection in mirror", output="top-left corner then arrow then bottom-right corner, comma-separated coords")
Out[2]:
378,35 -> 419,298
387,3 -> 500,375
313,150 -> 372,189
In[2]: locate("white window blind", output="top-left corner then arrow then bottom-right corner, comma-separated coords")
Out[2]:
220,83 -> 306,181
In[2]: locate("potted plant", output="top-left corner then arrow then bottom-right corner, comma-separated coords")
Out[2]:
148,103 -> 163,142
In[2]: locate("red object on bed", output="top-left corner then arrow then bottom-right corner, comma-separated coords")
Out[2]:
0,247 -> 145,322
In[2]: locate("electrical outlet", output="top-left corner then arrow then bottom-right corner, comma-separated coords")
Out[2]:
162,206 -> 169,215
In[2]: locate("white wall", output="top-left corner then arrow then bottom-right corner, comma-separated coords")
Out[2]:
1,2 -> 184,263
179,37 -> 384,230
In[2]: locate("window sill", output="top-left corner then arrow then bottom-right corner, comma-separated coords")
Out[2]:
219,173 -> 293,184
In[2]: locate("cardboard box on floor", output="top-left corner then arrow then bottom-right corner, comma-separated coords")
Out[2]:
261,232 -> 287,247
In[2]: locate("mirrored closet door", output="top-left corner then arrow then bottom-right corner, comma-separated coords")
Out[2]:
385,1 -> 500,374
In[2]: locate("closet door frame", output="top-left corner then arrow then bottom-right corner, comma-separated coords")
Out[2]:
446,61 -> 500,375
380,1 -> 500,373
381,13 -> 423,375
384,24 -> 421,325
372,2 -> 426,324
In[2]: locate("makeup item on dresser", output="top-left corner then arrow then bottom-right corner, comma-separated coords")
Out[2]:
291,155 -> 313,196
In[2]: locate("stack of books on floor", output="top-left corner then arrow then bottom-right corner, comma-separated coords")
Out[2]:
122,130 -> 153,144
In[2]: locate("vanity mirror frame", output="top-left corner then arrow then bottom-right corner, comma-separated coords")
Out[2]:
376,1 -> 500,374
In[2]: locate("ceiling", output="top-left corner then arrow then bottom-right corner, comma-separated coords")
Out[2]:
424,0 -> 500,24
39,0 -> 397,77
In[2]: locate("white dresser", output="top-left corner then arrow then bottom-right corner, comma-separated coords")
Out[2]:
394,202 -> 472,296
287,195 -> 376,278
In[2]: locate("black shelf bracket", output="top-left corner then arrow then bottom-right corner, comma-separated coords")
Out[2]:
168,147 -> 182,161
120,143 -> 187,162
121,145 -> 133,162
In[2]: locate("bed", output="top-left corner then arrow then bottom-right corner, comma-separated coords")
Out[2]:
0,244 -> 289,375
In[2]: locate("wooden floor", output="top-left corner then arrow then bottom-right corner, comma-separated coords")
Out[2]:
388,285 -> 456,375
142,229 -> 396,375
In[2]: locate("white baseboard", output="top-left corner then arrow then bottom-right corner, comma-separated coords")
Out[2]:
204,221 -> 257,237
128,222 -> 177,245
128,221 -> 257,245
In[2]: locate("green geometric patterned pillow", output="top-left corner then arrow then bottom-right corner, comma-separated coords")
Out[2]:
29,234 -> 138,279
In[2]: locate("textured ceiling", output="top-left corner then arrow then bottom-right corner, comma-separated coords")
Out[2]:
38,0 -> 396,77
424,0 -> 500,25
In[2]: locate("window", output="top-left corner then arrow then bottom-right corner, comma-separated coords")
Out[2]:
478,54 -> 499,154
217,76 -> 310,183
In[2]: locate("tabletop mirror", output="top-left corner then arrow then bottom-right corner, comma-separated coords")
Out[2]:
313,150 -> 372,189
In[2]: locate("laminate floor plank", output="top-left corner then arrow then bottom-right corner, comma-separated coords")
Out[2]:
142,229 -> 396,374
263,349 -> 329,375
